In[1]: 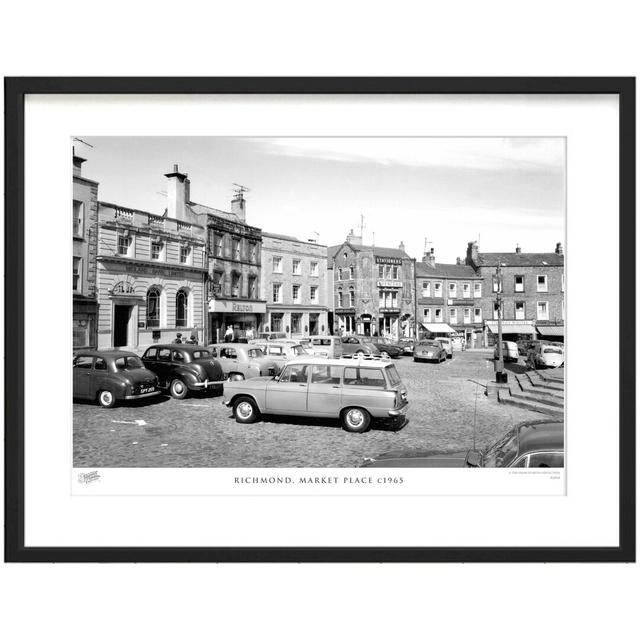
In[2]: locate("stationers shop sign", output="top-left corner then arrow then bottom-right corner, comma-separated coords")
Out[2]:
375,256 -> 402,265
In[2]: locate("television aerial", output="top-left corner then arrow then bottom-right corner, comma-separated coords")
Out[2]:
232,183 -> 251,196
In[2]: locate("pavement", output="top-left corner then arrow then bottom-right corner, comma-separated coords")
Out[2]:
73,350 -> 546,468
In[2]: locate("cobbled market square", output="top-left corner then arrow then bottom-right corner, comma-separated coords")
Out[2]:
73,137 -> 565,469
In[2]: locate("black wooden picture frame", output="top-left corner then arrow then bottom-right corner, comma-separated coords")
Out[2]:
4,77 -> 635,562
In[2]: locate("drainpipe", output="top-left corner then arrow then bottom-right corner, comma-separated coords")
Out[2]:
413,257 -> 417,339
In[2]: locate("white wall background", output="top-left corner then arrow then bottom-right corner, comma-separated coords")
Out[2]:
1,2 -> 638,640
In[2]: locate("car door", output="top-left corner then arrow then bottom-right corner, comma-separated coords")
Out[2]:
306,364 -> 343,416
73,355 -> 94,399
154,347 -> 172,386
141,347 -> 159,376
90,356 -> 110,397
265,362 -> 310,413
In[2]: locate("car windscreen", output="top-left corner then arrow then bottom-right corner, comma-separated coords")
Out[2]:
247,348 -> 264,358
543,348 -> 563,354
385,365 -> 401,387
191,350 -> 211,359
292,345 -> 305,355
419,341 -> 440,347
114,356 -> 144,370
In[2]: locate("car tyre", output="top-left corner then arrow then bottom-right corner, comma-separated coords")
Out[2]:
233,396 -> 259,424
355,349 -> 365,356
170,378 -> 189,399
97,389 -> 116,408
229,372 -> 245,382
341,407 -> 371,433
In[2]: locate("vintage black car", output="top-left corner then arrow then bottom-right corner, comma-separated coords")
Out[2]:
366,337 -> 403,358
141,344 -> 225,399
73,350 -> 160,408
361,420 -> 564,468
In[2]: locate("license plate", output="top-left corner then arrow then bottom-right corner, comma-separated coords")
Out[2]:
139,387 -> 154,394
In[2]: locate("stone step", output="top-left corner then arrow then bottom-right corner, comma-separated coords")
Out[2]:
536,369 -> 565,385
515,375 -> 564,399
525,371 -> 565,391
497,389 -> 564,418
508,386 -> 564,408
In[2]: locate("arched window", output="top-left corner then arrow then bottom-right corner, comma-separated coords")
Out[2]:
176,289 -> 188,327
146,287 -> 161,328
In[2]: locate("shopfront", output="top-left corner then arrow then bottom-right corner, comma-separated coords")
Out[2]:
335,309 -> 356,335
209,299 -> 266,343
484,320 -> 535,346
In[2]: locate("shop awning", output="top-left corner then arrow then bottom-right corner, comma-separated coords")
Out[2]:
537,325 -> 564,337
421,323 -> 457,334
485,321 -> 535,335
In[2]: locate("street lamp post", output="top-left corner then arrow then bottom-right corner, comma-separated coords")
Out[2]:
494,264 -> 505,383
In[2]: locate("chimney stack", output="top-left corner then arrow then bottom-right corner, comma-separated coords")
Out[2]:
346,228 -> 362,246
165,164 -> 188,221
456,257 -> 462,265
515,244 -> 521,254
73,151 -> 86,178
466,240 -> 479,265
555,242 -> 564,255
422,247 -> 436,267
231,192 -> 246,222
399,241 -> 405,252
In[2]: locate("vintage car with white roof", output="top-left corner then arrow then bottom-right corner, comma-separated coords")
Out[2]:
222,357 -> 408,433
208,343 -> 280,381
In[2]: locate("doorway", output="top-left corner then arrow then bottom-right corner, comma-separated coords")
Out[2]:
113,305 -> 132,347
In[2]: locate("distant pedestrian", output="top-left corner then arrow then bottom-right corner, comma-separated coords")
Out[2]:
186,333 -> 198,345
172,333 -> 183,344
246,327 -> 254,341
224,326 -> 234,343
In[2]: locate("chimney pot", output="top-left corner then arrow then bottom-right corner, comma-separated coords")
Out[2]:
515,244 -> 521,254
555,242 -> 563,255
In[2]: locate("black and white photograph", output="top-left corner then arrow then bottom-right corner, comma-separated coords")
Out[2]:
72,136 -> 565,472
6,79 -> 632,564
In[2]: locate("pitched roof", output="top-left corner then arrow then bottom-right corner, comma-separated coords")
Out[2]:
415,261 -> 479,279
477,252 -> 564,267
327,242 -> 410,260
188,202 -> 240,221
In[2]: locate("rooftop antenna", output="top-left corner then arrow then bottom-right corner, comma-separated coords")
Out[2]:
359,213 -> 365,239
232,182 -> 251,197
72,137 -> 94,149
372,231 -> 375,246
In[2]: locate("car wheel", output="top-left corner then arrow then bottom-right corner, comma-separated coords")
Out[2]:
355,349 -> 365,355
97,389 -> 116,408
229,372 -> 245,382
341,407 -> 371,433
233,397 -> 259,424
169,378 -> 189,399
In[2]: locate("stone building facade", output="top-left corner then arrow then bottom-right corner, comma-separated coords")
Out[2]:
328,231 -> 415,339
72,152 -> 99,348
191,192 -> 266,343
96,166 -> 207,350
415,248 -> 485,347
261,233 -> 329,338
465,241 -> 565,344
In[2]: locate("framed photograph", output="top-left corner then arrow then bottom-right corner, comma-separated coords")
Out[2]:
5,77 -> 635,562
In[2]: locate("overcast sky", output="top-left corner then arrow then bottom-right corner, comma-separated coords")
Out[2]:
77,136 -> 565,263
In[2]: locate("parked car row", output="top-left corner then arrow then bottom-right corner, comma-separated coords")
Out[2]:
73,343 -> 277,408
496,339 -> 565,369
